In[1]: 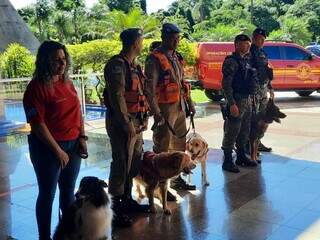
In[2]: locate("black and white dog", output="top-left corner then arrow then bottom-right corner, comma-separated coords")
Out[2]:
53,176 -> 113,240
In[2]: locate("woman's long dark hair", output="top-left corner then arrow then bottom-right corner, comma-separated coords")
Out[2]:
33,40 -> 71,84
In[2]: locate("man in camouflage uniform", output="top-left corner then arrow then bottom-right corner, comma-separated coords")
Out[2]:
250,28 -> 274,155
144,23 -> 196,191
104,28 -> 149,227
221,34 -> 258,173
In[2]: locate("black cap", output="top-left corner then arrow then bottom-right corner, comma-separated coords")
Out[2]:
234,34 -> 251,43
253,28 -> 267,38
161,23 -> 181,35
120,28 -> 143,46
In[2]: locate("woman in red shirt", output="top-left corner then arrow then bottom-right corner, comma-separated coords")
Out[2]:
23,41 -> 87,240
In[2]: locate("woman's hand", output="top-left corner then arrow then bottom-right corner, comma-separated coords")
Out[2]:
78,138 -> 88,159
56,149 -> 69,168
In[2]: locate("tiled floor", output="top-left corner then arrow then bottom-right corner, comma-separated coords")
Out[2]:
1,92 -> 320,240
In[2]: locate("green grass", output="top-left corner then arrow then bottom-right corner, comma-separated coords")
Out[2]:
191,89 -> 210,103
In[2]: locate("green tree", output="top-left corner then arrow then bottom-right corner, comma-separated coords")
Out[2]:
270,16 -> 312,45
251,5 -> 280,33
104,8 -> 160,39
280,17 -> 312,45
0,44 -> 35,78
286,0 -> 320,40
55,0 -> 86,42
102,0 -> 134,13
53,12 -> 73,43
35,0 -> 52,40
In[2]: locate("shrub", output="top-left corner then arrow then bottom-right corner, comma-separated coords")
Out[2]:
0,43 -> 35,78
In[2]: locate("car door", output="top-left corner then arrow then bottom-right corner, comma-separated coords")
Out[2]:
282,46 -> 320,89
263,45 -> 284,89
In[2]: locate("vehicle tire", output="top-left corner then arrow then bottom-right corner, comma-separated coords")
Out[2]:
204,90 -> 224,101
296,91 -> 314,97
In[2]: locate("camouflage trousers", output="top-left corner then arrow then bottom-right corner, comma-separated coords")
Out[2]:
222,96 -> 252,152
106,116 -> 143,196
255,84 -> 268,113
153,101 -> 187,153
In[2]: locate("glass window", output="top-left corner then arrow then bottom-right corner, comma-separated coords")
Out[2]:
263,46 -> 281,60
283,46 -> 310,60
307,47 -> 320,57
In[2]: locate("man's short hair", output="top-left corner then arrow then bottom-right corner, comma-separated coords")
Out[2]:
120,28 -> 143,47
234,34 -> 251,44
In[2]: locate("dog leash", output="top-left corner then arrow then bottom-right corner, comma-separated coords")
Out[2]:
164,114 -> 195,139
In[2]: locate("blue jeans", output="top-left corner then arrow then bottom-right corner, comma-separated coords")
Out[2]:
28,134 -> 81,240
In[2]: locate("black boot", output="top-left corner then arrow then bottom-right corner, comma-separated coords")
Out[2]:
112,196 -> 133,228
235,149 -> 258,167
222,150 -> 240,173
123,196 -> 150,213
123,178 -> 150,213
171,175 -> 196,191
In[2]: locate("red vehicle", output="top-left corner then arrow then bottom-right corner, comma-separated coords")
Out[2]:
196,41 -> 320,101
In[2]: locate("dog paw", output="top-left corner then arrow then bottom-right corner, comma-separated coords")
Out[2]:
150,206 -> 157,214
163,208 -> 172,215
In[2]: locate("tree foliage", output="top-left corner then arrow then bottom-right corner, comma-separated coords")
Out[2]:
0,44 -> 35,78
17,0 -> 320,45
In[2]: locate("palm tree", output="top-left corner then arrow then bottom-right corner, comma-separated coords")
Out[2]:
103,8 -> 160,39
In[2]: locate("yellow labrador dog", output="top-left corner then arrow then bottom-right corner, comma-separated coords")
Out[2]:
134,151 -> 196,215
186,132 -> 209,186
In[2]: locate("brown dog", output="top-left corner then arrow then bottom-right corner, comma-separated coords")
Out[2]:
134,151 -> 196,215
186,132 -> 209,186
250,98 -> 287,161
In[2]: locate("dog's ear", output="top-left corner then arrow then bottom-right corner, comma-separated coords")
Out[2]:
99,180 -> 108,188
201,141 -> 209,155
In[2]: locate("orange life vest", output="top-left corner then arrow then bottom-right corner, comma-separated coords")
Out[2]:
124,62 -> 148,114
105,54 -> 148,114
151,50 -> 191,104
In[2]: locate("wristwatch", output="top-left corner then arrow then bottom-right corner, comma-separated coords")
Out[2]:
79,135 -> 88,141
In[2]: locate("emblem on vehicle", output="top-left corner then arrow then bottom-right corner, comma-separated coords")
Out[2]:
297,63 -> 311,79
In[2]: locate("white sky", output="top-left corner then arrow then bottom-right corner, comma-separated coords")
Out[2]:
10,0 -> 174,13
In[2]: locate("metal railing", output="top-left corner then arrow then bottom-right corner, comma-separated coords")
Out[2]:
0,73 -> 105,120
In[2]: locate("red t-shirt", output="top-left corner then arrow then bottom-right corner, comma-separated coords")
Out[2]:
23,79 -> 81,141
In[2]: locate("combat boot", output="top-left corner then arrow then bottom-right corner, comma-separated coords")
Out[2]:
123,195 -> 150,213
235,149 -> 258,167
112,196 -> 133,228
171,175 -> 196,190
222,150 -> 240,173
